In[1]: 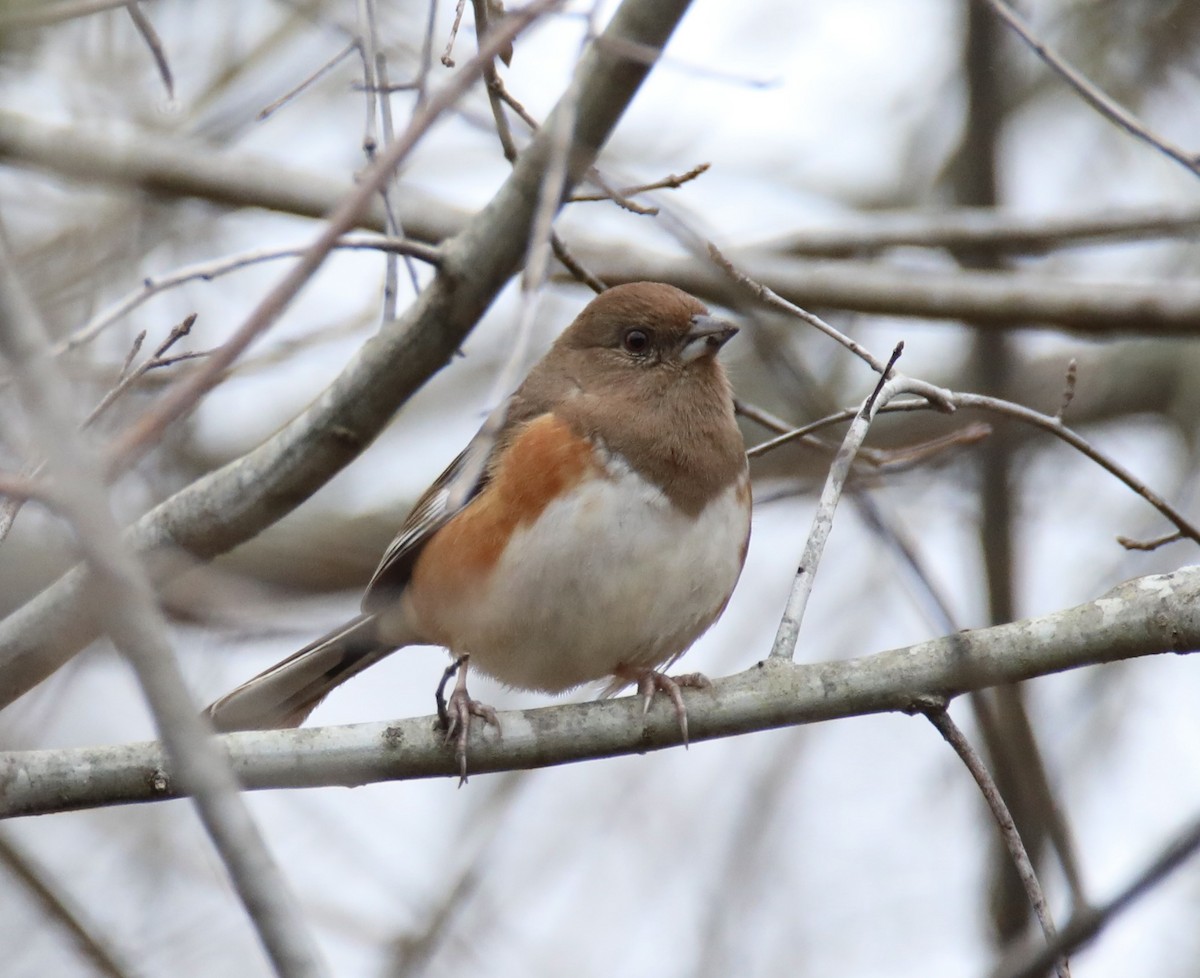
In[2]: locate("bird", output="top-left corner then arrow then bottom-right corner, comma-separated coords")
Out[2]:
205,282 -> 751,779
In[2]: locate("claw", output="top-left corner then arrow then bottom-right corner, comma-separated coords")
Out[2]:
627,668 -> 711,747
437,655 -> 500,785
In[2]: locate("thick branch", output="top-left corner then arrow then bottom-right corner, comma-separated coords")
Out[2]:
591,248 -> 1200,335
4,110 -> 1200,333
0,109 -> 465,244
3,568 -> 1196,817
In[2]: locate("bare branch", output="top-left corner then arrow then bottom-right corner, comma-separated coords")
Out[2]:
770,350 -> 929,662
999,810 -> 1200,978
3,568 -> 1197,815
0,0 -> 141,29
977,0 -> 1200,179
125,2 -> 174,99
257,41 -> 358,121
924,707 -> 1069,978
58,236 -> 439,356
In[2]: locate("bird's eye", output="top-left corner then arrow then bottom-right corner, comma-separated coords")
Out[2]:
622,329 -> 649,354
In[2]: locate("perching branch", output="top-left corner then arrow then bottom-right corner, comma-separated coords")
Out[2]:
3,567 -> 1197,816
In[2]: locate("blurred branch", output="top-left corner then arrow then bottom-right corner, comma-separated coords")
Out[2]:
769,203 -> 1200,256
125,1 -> 174,100
0,0 -> 142,29
977,0 -> 1200,180
0,109 -> 467,244
590,248 -> 1200,335
58,235 -> 440,356
0,830 -> 134,978
3,567 -> 1197,815
0,0 -> 702,706
924,708 -> 1069,978
0,238 -> 329,978
4,109 -> 1200,332
999,809 -> 1200,978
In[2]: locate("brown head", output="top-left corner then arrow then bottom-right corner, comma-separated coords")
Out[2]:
512,282 -> 747,513
552,281 -> 738,376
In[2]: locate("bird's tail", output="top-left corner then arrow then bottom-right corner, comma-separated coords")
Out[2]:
205,614 -> 395,732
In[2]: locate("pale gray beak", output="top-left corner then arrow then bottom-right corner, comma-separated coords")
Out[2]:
682,314 -> 739,362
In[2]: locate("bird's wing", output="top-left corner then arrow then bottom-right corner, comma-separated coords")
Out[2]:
361,440 -> 479,613
361,391 -> 549,612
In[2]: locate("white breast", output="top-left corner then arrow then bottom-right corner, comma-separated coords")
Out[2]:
452,458 -> 750,692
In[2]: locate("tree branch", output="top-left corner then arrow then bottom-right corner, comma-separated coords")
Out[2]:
3,568 -> 1196,817
4,109 -> 1200,333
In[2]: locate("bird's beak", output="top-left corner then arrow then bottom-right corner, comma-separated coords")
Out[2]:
682,315 -> 739,362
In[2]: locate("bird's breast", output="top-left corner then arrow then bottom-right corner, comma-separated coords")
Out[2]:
409,441 -> 750,692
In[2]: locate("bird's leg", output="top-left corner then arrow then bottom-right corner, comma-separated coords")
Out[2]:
437,654 -> 500,785
615,666 -> 712,747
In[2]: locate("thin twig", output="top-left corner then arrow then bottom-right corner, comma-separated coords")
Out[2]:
355,0 -> 380,157
441,0 -> 469,66
258,41 -> 358,121
355,0 -> 408,318
747,386 -> 1200,550
57,235 -> 440,356
977,0 -> 1200,179
924,707 -> 1069,978
571,161 -> 710,201
1054,358 -> 1077,421
117,330 -> 145,379
999,811 -> 1200,978
550,232 -> 606,292
0,316 -> 199,539
954,391 -> 1200,547
1115,530 -> 1183,553
711,242 -> 890,377
745,399 -> 922,458
415,0 -> 439,109
582,168 -> 657,215
82,314 -> 199,429
473,0 -> 607,294
376,56 -> 421,302
769,346 -> 916,661
125,1 -> 174,99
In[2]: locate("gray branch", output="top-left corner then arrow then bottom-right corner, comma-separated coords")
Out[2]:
4,568 -> 1196,818
587,247 -> 1200,335
4,111 -> 1200,334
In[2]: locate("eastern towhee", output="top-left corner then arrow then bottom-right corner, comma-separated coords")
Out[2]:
206,282 -> 751,777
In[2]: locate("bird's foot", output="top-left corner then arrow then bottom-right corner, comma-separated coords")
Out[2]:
615,667 -> 711,747
435,655 -> 500,786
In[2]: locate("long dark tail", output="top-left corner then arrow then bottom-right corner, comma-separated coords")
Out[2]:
205,615 -> 396,732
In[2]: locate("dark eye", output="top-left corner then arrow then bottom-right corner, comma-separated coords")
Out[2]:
622,329 -> 649,354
